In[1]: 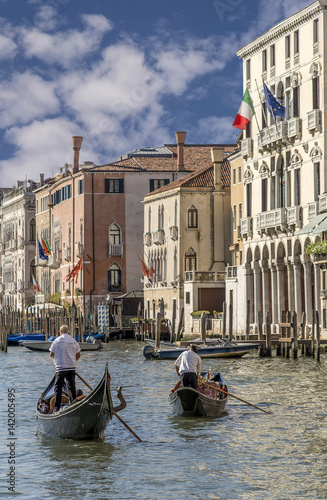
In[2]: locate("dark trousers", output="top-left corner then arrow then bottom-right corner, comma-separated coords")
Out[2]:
181,372 -> 198,389
54,370 -> 76,411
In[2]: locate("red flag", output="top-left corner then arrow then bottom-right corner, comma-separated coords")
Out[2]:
141,257 -> 149,277
32,275 -> 42,293
65,257 -> 83,283
148,267 -> 154,279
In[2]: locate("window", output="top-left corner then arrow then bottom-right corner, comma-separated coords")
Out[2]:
29,218 -> 36,242
314,163 -> 320,202
108,264 -> 122,291
246,59 -> 251,80
285,35 -> 290,59
294,168 -> 300,205
188,205 -> 198,228
294,30 -> 299,54
52,184 -> 72,206
233,168 -> 236,185
78,179 -> 83,194
270,44 -> 275,67
185,248 -> 197,272
262,101 -> 268,128
313,19 -> 319,44
261,178 -> 267,212
185,292 -> 190,304
105,179 -> 124,193
245,120 -> 251,139
238,166 -> 242,183
149,179 -> 169,192
109,223 -> 121,245
238,203 -> 242,222
293,86 -> 300,118
286,171 -> 291,207
246,183 -> 252,217
80,223 -> 83,244
158,205 -> 164,230
233,205 -> 237,230
148,207 -> 151,232
313,76 -> 319,109
262,50 -> 267,72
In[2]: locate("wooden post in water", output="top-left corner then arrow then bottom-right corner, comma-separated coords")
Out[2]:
246,299 -> 250,341
266,311 -> 271,357
155,312 -> 160,350
301,312 -> 306,355
292,312 -> 298,360
311,309 -> 315,359
176,307 -> 184,342
200,312 -> 206,342
137,302 -> 141,341
222,302 -> 226,339
286,311 -> 292,358
258,311 -> 263,341
171,299 -> 176,343
316,310 -> 320,363
228,304 -> 233,341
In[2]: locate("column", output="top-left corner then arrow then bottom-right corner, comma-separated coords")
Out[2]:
270,264 -> 277,326
252,262 -> 262,326
314,264 -> 321,317
293,262 -> 302,318
276,263 -> 285,323
287,262 -> 295,313
244,263 -> 254,323
303,261 -> 312,323
261,263 -> 270,320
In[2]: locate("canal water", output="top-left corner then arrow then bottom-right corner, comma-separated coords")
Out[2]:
1,342 -> 327,499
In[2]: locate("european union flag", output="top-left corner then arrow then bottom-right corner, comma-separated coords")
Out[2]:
38,239 -> 48,260
263,80 -> 285,118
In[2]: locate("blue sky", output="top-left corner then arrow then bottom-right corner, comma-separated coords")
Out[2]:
0,0 -> 309,185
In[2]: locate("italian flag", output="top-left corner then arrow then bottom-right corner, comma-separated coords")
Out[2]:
232,88 -> 255,130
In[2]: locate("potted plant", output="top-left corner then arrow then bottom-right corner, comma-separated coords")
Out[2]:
305,241 -> 327,261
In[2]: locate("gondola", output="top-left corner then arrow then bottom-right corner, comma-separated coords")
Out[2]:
36,363 -> 113,439
169,372 -> 228,417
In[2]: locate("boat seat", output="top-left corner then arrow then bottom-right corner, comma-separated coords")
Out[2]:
49,394 -> 70,412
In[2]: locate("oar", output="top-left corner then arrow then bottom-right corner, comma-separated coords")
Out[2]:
76,372 -> 143,442
201,378 -> 270,414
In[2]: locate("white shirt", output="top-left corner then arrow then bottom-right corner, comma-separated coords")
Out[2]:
49,334 -> 81,372
175,349 -> 201,374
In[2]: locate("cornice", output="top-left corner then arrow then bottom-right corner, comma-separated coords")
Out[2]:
237,1 -> 326,60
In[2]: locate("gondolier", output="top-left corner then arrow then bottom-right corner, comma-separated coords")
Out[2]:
49,325 -> 81,412
175,344 -> 201,389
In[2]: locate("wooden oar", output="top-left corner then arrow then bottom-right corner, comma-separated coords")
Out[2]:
76,372 -> 143,442
200,378 -> 270,414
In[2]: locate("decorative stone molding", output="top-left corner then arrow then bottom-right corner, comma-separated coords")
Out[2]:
309,142 -> 322,162
259,161 -> 270,178
291,71 -> 301,87
290,150 -> 302,169
309,61 -> 321,77
243,167 -> 253,185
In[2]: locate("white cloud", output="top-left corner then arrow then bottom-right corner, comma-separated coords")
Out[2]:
0,33 -> 16,59
0,72 -> 59,128
22,14 -> 113,67
194,116 -> 239,144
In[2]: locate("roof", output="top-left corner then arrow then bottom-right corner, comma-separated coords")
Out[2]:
144,158 -> 230,198
93,144 -> 236,173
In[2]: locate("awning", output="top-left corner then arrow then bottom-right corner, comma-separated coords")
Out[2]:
297,213 -> 327,235
312,216 -> 327,234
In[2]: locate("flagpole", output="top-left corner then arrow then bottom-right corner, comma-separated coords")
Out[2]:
255,79 -> 272,142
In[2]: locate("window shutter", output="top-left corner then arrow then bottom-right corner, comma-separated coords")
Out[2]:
105,179 -> 109,193
119,179 -> 124,193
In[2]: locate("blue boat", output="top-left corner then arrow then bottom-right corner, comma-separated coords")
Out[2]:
8,332 -> 103,346
143,339 -> 259,360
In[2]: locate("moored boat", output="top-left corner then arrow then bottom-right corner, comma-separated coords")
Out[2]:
169,372 -> 228,417
20,337 -> 102,351
9,332 -> 103,346
36,364 -> 113,439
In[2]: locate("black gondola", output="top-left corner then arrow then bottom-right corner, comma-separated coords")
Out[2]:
36,364 -> 113,439
169,372 -> 228,417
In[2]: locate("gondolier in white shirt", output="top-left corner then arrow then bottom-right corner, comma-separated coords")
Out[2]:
175,344 -> 201,390
49,324 -> 81,412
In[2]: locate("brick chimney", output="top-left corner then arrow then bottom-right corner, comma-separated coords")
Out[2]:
211,147 -> 224,189
175,131 -> 187,171
72,136 -> 83,174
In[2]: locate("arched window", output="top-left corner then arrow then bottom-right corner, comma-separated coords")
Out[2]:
148,207 -> 151,232
109,223 -> 121,245
185,248 -> 197,272
188,205 -> 198,228
80,223 -> 83,243
29,218 -> 36,242
108,263 -> 122,291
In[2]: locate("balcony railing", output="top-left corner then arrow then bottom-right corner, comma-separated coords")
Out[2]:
109,244 -> 123,257
153,229 -> 165,245
169,226 -> 178,241
185,271 -> 225,282
63,247 -> 71,261
241,138 -> 253,158
48,250 -> 61,269
307,109 -> 321,132
240,217 -> 253,239
287,205 -> 301,228
76,242 -> 84,257
319,193 -> 327,213
226,266 -> 238,279
258,121 -> 288,150
308,201 -> 319,220
256,208 -> 287,235
143,232 -> 151,246
288,117 -> 301,140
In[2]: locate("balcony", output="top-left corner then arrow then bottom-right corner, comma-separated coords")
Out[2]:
169,226 -> 178,241
185,271 -> 225,282
48,249 -> 61,269
307,110 -> 321,133
240,217 -> 253,239
0,243 -> 4,254
241,138 -> 253,159
288,117 -> 301,140
256,208 -> 287,235
153,229 -> 165,245
4,282 -> 16,292
308,201 -> 319,220
76,242 -> 84,258
18,236 -> 25,249
258,121 -> 288,151
319,193 -> 327,213
226,266 -> 238,279
63,246 -> 71,262
287,206 -> 302,229
109,244 -> 123,257
143,232 -> 151,246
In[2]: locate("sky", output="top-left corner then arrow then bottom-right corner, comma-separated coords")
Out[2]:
0,0 -> 310,186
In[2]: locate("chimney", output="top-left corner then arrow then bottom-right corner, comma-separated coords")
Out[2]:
72,136 -> 83,174
40,173 -> 44,186
175,131 -> 187,171
211,147 -> 225,190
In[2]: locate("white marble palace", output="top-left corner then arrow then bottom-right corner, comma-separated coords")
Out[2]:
226,1 -> 327,337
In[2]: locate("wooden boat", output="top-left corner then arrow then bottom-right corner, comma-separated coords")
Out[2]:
9,332 -> 103,346
169,372 -> 228,417
36,364 -> 113,439
143,339 -> 259,359
20,338 -> 102,351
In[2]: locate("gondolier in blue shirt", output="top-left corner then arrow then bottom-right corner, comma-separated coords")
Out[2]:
49,324 -> 81,412
175,344 -> 201,390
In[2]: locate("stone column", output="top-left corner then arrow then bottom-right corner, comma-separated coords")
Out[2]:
293,261 -> 302,318
270,264 -> 277,326
244,262 -> 254,323
314,263 -> 321,317
261,262 -> 270,321
252,261 -> 262,327
276,262 -> 285,323
287,261 -> 295,313
303,261 -> 312,324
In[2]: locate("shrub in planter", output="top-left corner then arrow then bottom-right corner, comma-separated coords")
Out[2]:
305,241 -> 327,256
191,310 -> 210,317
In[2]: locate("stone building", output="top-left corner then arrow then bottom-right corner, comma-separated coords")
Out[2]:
226,0 -> 327,336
